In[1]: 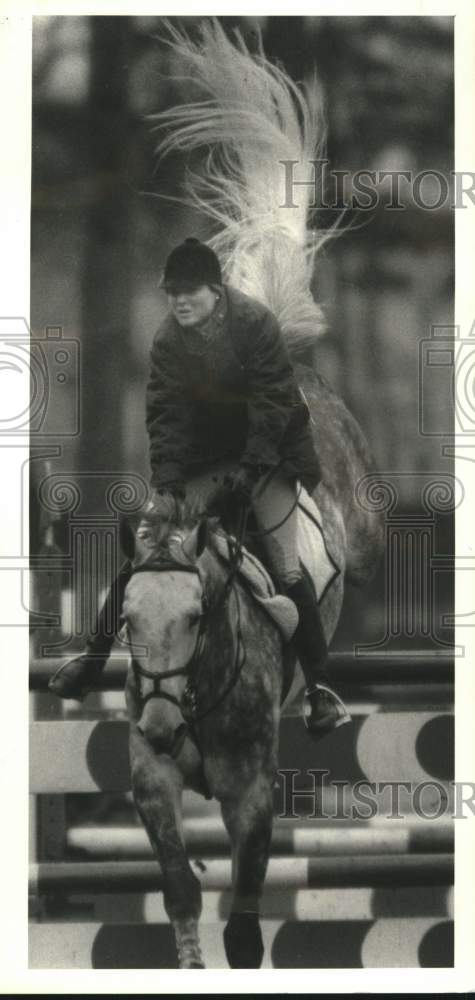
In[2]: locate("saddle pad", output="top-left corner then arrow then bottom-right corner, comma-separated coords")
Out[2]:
211,533 -> 298,642
297,487 -> 342,603
211,491 -> 341,640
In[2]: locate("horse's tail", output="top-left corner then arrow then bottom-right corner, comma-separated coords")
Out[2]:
151,18 -> 332,357
296,366 -> 385,587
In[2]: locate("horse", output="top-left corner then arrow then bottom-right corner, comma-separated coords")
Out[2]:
119,370 -> 383,970
118,18 -> 384,968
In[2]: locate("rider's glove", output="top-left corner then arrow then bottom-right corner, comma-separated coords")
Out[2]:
156,482 -> 186,501
226,464 -> 263,505
145,485 -> 185,521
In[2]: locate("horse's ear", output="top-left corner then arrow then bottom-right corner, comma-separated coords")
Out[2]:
184,517 -> 209,562
196,517 -> 209,558
120,516 -> 136,560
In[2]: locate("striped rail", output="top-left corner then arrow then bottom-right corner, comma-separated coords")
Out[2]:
30,650 -> 455,968
65,816 -> 454,858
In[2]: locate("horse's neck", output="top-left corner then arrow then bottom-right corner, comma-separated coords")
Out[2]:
197,542 -> 284,709
196,546 -> 245,676
200,541 -> 258,634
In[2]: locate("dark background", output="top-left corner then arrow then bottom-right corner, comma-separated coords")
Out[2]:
31,15 -> 455,651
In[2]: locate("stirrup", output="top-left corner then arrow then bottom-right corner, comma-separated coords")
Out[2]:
303,682 -> 352,742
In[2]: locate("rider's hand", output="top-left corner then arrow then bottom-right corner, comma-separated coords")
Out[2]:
145,485 -> 185,520
156,482 -> 186,501
226,464 -> 262,505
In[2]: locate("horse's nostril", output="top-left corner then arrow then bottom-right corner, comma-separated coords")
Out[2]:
137,718 -> 170,752
137,705 -> 186,757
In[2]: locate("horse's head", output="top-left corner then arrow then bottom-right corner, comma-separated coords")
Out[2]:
120,507 -> 213,754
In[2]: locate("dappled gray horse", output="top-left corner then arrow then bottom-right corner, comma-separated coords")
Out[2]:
121,371 -> 383,969
120,19 -> 384,969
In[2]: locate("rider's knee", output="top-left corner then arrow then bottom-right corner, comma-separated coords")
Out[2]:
279,567 -> 302,590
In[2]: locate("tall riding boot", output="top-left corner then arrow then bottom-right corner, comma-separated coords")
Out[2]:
286,574 -> 351,741
49,560 -> 132,700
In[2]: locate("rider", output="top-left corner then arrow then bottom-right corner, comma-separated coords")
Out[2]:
50,237 -> 350,741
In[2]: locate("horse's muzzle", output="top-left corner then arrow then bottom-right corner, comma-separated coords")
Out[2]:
137,698 -> 188,757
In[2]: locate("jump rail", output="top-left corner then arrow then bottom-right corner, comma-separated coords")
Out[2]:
30,651 -> 454,691
29,915 -> 455,969
66,818 -> 454,859
29,854 -> 454,896
29,710 -> 455,794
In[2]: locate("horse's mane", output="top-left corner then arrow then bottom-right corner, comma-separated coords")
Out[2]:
134,496 -> 230,601
151,18 -> 335,357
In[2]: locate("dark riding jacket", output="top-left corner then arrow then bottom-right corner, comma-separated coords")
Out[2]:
146,285 -> 321,493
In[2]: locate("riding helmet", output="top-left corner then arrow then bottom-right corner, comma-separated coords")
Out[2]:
163,237 -> 222,287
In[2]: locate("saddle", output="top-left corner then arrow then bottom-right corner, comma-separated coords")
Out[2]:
210,530 -> 298,642
208,488 -> 341,708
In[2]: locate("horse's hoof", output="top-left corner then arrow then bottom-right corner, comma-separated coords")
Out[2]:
223,911 -> 264,968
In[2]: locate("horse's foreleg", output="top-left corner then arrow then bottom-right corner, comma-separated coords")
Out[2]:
220,776 -> 274,968
129,727 -> 204,969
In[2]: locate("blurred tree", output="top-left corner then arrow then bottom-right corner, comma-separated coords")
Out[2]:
31,14 -> 454,507
78,17 -> 131,509
30,13 -> 454,661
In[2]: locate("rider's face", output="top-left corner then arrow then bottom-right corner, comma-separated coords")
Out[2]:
166,283 -> 218,328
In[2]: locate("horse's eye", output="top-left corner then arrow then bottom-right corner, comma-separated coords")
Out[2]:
188,612 -> 201,627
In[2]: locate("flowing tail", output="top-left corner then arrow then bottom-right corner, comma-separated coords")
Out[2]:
151,18 -> 331,357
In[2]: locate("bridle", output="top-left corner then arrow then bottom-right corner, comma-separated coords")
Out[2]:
127,511 -> 248,732
126,479 -> 300,742
129,561 -> 207,716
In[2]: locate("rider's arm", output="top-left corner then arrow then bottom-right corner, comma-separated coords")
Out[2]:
146,334 -> 190,491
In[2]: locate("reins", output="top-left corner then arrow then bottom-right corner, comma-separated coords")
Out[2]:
223,462 -> 303,539
182,504 -> 249,722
